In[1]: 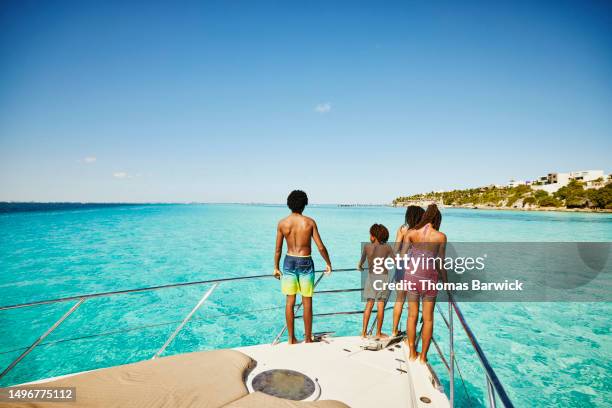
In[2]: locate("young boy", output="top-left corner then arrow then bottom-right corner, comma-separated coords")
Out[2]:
274,190 -> 332,344
358,223 -> 394,339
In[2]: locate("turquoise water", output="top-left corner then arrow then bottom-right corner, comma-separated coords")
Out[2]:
0,204 -> 611,406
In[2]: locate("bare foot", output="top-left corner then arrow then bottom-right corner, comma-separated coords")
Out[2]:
409,349 -> 419,361
288,337 -> 298,345
391,331 -> 398,338
375,332 -> 389,339
360,332 -> 367,339
304,336 -> 313,343
419,355 -> 428,365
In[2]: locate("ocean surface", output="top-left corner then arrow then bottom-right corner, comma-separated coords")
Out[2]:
0,204 -> 610,407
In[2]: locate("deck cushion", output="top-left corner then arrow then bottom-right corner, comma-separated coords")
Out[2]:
224,392 -> 350,408
3,349 -> 254,408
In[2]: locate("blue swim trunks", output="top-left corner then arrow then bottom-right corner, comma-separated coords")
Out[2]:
281,255 -> 315,297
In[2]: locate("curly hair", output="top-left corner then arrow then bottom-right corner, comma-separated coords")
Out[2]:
369,223 -> 389,244
287,190 -> 308,213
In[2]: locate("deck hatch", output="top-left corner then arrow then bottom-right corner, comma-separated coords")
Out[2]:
251,369 -> 316,400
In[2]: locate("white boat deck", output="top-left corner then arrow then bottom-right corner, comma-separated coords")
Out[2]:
237,335 -> 449,408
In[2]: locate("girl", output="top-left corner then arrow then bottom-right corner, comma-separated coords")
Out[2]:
403,204 -> 447,363
391,205 -> 425,337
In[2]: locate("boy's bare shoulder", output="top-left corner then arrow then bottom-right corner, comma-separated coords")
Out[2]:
300,215 -> 317,227
277,216 -> 291,227
362,242 -> 374,252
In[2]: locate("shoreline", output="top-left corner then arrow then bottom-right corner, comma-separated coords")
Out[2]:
393,203 -> 612,214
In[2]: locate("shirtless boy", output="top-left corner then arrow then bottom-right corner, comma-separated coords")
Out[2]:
358,223 -> 394,339
274,190 -> 332,344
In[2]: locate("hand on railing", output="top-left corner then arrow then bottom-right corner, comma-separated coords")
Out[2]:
324,264 -> 332,276
273,269 -> 282,280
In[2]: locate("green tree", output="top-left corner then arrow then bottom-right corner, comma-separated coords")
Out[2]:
538,196 -> 562,207
587,184 -> 612,209
512,185 -> 532,195
555,180 -> 587,208
523,196 -> 536,206
534,190 -> 549,200
393,179 -> 612,210
554,180 -> 584,200
506,195 -> 520,207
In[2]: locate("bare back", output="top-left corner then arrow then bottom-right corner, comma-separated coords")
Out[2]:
406,223 -> 447,257
361,243 -> 394,274
274,211 -> 331,275
278,213 -> 316,256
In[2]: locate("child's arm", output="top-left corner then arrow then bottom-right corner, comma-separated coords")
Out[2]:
312,221 -> 332,275
273,224 -> 283,279
393,226 -> 405,254
437,235 -> 448,284
386,244 -> 396,273
358,245 -> 367,271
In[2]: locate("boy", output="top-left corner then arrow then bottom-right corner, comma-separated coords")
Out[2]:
358,223 -> 394,339
274,190 -> 332,344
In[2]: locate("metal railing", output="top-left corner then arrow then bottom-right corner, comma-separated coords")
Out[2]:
422,297 -> 514,408
0,268 -> 357,380
0,268 -> 514,408
448,298 -> 514,408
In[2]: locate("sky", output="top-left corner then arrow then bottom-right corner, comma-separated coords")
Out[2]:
0,0 -> 611,203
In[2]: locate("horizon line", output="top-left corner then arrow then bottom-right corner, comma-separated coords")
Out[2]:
0,201 -> 391,206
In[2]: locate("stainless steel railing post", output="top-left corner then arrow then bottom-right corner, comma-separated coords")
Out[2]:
487,377 -> 497,408
451,301 -> 515,408
449,298 -> 455,408
152,283 -> 219,359
0,298 -> 85,380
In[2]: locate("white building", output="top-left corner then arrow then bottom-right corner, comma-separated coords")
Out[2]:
547,172 -> 571,185
569,170 -> 604,182
533,183 -> 562,194
532,170 -> 605,193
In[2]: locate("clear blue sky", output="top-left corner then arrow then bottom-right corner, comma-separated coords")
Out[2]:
1,0 -> 610,203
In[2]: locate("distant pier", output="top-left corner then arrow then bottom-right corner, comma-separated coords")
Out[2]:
337,203 -> 388,207
392,199 -> 444,207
